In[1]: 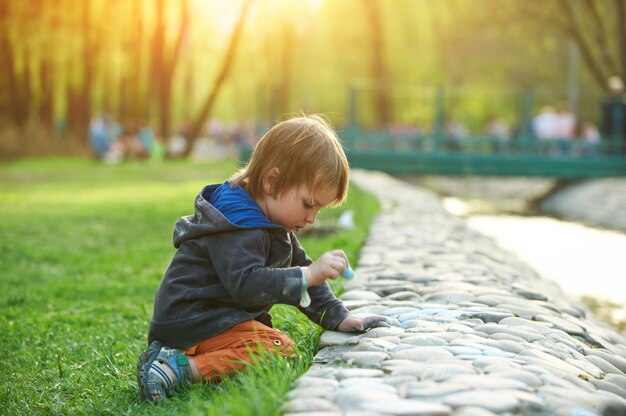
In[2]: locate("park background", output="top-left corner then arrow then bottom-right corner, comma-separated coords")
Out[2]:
1,0 -> 624,157
2,0 -> 626,415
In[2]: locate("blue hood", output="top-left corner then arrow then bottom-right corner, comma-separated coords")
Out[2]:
204,182 -> 280,229
173,182 -> 280,248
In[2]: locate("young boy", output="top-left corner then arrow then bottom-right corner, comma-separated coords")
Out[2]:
137,115 -> 387,401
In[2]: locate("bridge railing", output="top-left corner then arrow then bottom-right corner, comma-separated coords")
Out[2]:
339,85 -> 626,177
341,129 -> 621,158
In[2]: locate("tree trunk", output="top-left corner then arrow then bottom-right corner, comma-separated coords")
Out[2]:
78,0 -> 93,132
362,0 -> 389,127
557,0 -> 610,90
0,2 -> 23,125
182,56 -> 195,122
37,0 -> 55,128
39,59 -> 54,127
185,0 -> 252,154
276,22 -> 294,116
159,0 -> 189,139
583,0 -> 620,77
616,0 -> 626,83
66,83 -> 82,144
18,47 -> 32,127
119,77 -> 128,125
132,0 -> 145,121
64,0 -> 84,137
150,0 -> 165,128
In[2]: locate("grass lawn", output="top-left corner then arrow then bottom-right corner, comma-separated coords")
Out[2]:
0,158 -> 379,415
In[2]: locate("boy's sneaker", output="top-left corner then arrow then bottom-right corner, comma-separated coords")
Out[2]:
136,340 -> 192,401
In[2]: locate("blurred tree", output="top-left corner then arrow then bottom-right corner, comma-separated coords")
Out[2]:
185,0 -> 252,154
78,0 -> 94,131
62,0 -> 96,136
126,0 -> 147,122
272,19 -> 295,118
488,0 -> 626,91
150,0 -> 189,138
362,0 -> 389,127
0,0 -> 617,157
618,0 -> 626,83
0,1 -> 28,127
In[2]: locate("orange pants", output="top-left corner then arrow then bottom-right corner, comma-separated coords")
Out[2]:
183,320 -> 295,382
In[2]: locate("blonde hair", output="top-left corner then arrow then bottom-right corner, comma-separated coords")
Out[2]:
230,115 -> 349,206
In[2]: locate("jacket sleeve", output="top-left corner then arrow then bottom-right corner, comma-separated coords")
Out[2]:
289,233 -> 350,329
298,282 -> 350,330
202,229 -> 303,306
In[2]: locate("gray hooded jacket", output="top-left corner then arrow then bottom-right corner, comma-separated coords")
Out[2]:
148,182 -> 350,347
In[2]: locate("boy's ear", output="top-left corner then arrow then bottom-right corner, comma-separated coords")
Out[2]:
263,168 -> 280,195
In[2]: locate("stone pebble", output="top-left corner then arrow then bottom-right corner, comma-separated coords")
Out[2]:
283,170 -> 626,415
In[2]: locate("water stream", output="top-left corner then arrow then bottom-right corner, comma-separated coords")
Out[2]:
443,197 -> 626,331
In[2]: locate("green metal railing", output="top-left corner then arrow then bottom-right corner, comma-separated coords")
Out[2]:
241,87 -> 625,178
340,86 -> 626,178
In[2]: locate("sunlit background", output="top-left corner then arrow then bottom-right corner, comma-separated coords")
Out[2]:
2,3 -> 626,412
1,0 -> 622,157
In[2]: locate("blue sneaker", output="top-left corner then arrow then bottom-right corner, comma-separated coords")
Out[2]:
136,341 -> 192,401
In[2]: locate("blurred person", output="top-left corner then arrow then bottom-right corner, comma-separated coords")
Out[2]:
216,123 -> 239,159
555,102 -> 577,139
485,115 -> 510,153
118,119 -> 148,160
88,113 -> 125,164
444,118 -> 468,151
206,118 -> 224,142
166,134 -> 188,158
555,102 -> 577,155
167,121 -> 191,158
580,120 -> 601,156
582,121 -> 600,143
232,121 -> 256,154
444,118 -> 469,138
88,113 -> 114,159
532,106 -> 559,155
485,116 -> 510,139
137,120 -> 156,155
532,106 -> 559,140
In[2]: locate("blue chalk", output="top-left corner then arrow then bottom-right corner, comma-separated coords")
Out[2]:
342,266 -> 354,279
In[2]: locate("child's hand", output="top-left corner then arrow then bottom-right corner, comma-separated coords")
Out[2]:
337,314 -> 389,332
303,250 -> 350,286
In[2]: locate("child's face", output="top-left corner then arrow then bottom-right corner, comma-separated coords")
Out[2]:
262,183 -> 337,232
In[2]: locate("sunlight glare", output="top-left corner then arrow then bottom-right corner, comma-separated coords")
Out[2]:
192,0 -> 246,37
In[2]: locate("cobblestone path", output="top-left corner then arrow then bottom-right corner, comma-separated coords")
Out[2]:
283,170 -> 626,416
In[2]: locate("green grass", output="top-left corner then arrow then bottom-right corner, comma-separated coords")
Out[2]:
0,157 -> 379,415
